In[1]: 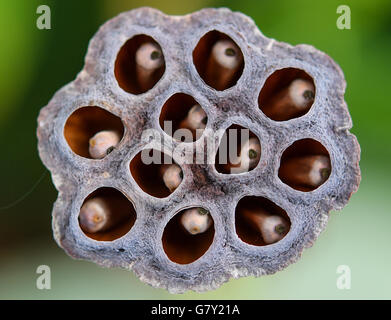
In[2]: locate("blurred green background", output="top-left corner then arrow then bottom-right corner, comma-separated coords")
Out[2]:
0,0 -> 390,299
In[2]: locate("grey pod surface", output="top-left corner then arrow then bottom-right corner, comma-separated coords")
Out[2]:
36,7 -> 361,293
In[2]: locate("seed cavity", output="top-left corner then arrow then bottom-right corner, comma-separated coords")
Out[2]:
193,30 -> 244,90
259,68 -> 316,121
235,196 -> 291,246
162,207 -> 215,264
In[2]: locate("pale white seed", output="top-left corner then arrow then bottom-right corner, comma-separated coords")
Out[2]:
211,39 -> 243,69
260,215 -> 289,244
278,154 -> 331,188
231,137 -> 261,173
288,79 -> 315,109
308,155 -> 331,186
183,104 -> 207,130
88,130 -> 120,159
135,42 -> 164,70
180,208 -> 212,235
161,164 -> 182,192
79,198 -> 109,233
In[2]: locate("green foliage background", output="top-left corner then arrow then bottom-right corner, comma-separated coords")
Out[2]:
0,0 -> 390,299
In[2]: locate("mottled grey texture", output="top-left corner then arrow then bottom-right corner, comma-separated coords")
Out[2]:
37,7 -> 361,293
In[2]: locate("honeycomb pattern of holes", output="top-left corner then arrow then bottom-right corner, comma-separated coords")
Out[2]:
159,93 -> 208,142
114,34 -> 166,94
193,30 -> 244,91
278,138 -> 331,192
235,196 -> 291,247
34,7 -> 362,293
129,149 -> 183,198
214,124 -> 261,174
258,68 -> 316,121
162,207 -> 215,265
63,106 -> 124,159
78,187 -> 137,241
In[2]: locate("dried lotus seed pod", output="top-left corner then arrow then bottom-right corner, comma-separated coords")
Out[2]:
36,7 -> 361,293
